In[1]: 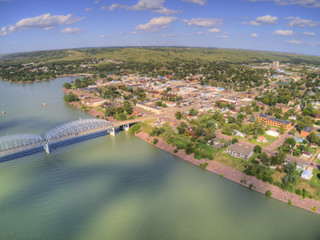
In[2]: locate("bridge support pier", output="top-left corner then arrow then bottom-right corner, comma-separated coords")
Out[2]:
123,124 -> 130,131
44,143 -> 50,154
110,128 -> 117,136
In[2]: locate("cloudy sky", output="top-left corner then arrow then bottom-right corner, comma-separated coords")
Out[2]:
0,0 -> 319,55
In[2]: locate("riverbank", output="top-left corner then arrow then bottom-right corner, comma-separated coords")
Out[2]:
4,73 -> 92,84
135,131 -> 320,215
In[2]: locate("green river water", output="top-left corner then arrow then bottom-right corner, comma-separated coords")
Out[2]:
0,77 -> 320,240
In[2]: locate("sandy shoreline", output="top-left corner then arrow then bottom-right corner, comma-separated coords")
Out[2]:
135,131 -> 320,215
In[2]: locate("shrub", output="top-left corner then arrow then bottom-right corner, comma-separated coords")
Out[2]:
311,206 -> 317,212
288,199 -> 292,205
199,162 -> 208,169
220,174 -> 224,178
153,138 -> 158,145
174,149 -> 178,153
249,184 -> 254,190
265,190 -> 272,197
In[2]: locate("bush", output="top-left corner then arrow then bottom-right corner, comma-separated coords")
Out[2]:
311,206 -> 317,212
153,138 -> 158,145
220,174 -> 224,178
254,145 -> 262,153
129,123 -> 141,135
249,184 -> 254,190
174,149 -> 178,153
265,190 -> 272,197
199,162 -> 208,169
288,199 -> 293,205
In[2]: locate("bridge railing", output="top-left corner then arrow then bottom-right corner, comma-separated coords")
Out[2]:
0,134 -> 44,156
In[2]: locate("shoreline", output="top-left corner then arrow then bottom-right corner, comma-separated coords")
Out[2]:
135,131 -> 320,215
2,73 -> 92,84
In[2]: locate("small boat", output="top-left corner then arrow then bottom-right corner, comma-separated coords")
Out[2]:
2,111 -> 6,115
43,103 -> 47,107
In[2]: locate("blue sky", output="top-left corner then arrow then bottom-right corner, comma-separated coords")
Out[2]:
0,0 -> 319,55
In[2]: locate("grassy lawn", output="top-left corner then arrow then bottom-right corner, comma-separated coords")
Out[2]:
212,150 -> 247,171
310,168 -> 320,188
242,133 -> 278,147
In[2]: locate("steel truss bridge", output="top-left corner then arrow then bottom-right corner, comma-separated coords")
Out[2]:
0,119 -> 119,158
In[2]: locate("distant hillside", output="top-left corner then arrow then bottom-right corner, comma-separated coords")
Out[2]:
0,47 -> 319,65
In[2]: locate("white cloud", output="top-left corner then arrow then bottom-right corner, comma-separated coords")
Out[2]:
161,33 -> 178,37
0,13 -> 84,36
131,31 -> 138,34
303,31 -> 316,36
135,16 -> 177,32
273,29 -> 294,36
286,16 -> 320,27
94,0 -> 100,4
183,18 -> 223,27
198,31 -> 203,34
85,8 -> 93,11
61,27 -> 83,34
127,0 -> 180,15
182,0 -> 206,6
99,34 -> 106,39
208,28 -> 220,33
286,39 -> 302,44
216,35 -> 229,38
307,41 -> 320,46
251,33 -> 258,37
109,3 -> 123,11
243,15 -> 278,26
249,0 -> 320,8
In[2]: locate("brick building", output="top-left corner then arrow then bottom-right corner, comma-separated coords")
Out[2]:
258,115 -> 291,129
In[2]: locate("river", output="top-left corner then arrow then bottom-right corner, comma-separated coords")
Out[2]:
0,77 -> 320,240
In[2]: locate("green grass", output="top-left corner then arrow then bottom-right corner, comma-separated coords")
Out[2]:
310,168 -> 320,188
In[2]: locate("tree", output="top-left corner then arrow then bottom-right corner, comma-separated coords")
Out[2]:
249,114 -> 255,122
232,138 -> 238,144
259,152 -> 270,165
254,145 -> 262,153
285,162 -> 296,175
63,92 -> 79,102
175,111 -> 182,120
63,82 -> 72,89
189,108 -> 197,116
279,125 -> 285,134
293,148 -> 301,157
285,137 -> 296,147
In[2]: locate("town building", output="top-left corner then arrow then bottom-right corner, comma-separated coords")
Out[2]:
300,127 -> 316,137
258,115 -> 291,129
227,143 -> 254,160
136,103 -> 163,114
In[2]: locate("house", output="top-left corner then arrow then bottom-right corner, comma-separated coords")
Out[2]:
227,143 -> 254,160
301,169 -> 313,180
302,151 -> 313,158
234,129 -> 246,138
296,163 -> 307,172
293,135 -> 304,143
257,135 -> 268,143
310,143 -> 318,148
136,102 -> 163,114
315,113 -> 320,121
300,126 -> 315,137
258,115 -> 291,129
265,130 -> 279,137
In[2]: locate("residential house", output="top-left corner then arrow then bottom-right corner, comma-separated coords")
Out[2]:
227,143 -> 254,160
301,169 -> 313,180
302,151 -> 313,158
257,135 -> 268,143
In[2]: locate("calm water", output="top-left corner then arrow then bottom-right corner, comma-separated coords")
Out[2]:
0,77 -> 320,240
